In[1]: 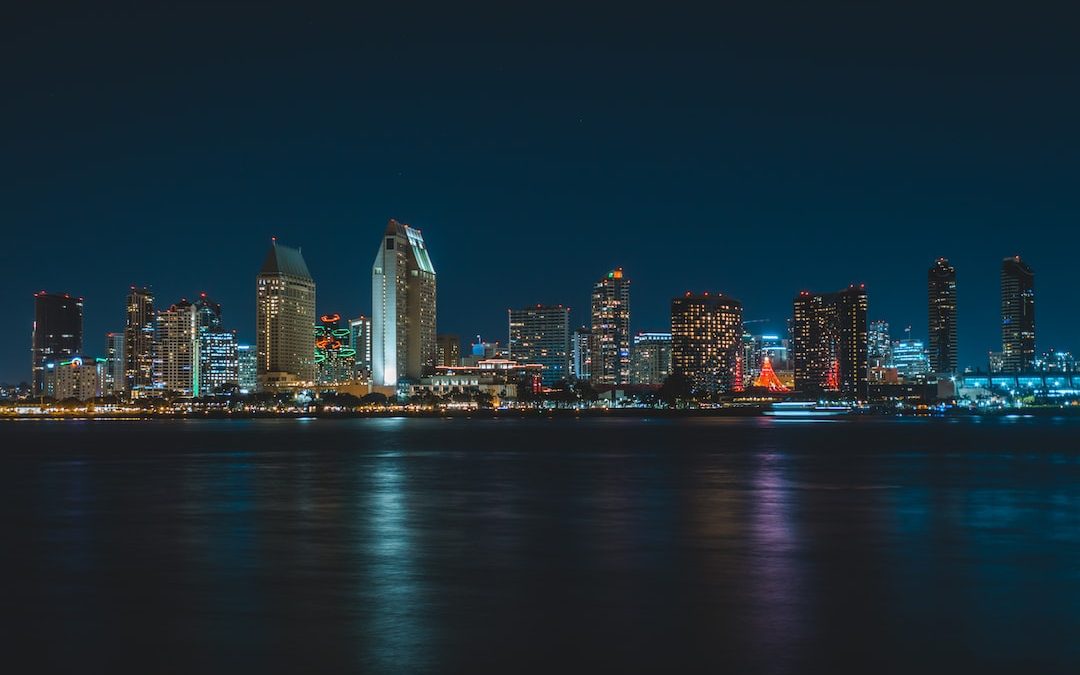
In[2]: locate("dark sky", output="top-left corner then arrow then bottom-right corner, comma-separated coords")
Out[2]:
4,2 -> 1079,381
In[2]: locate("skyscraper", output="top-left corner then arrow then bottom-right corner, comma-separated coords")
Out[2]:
372,219 -> 437,387
237,344 -> 256,393
31,292 -> 83,395
571,327 -> 592,381
1001,256 -> 1035,373
508,305 -> 571,385
153,299 -> 200,396
630,332 -> 673,386
124,287 -> 155,393
928,258 -> 958,373
193,293 -> 236,395
257,240 -> 316,390
590,268 -> 630,386
350,316 -> 373,378
868,320 -> 891,369
671,293 -> 744,395
435,334 -> 461,368
792,286 -> 869,399
104,332 -> 125,396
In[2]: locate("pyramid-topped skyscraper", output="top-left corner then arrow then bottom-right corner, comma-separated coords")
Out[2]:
256,239 -> 316,390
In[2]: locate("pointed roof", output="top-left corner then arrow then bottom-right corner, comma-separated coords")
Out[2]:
260,240 -> 312,279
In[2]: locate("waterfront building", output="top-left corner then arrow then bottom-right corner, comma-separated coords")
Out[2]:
315,313 -> 356,385
237,344 -> 256,393
124,287 -> 155,392
571,327 -> 592,381
104,332 -> 125,396
435,334 -> 461,368
154,300 -> 200,396
42,355 -> 104,401
792,286 -> 869,399
508,305 -> 571,385
988,351 -> 1005,374
892,337 -> 931,380
257,240 -> 316,390
630,332 -> 672,386
928,258 -> 958,373
868,320 -> 891,369
410,360 -> 545,401
200,329 -> 238,395
590,268 -> 630,386
671,293 -> 744,395
350,316 -> 373,378
31,291 -> 83,395
372,219 -> 437,386
1001,256 -> 1035,372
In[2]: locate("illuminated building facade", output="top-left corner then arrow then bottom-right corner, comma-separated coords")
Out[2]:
630,332 -> 672,386
154,299 -> 200,396
315,313 -> 356,384
104,332 -> 125,396
43,355 -> 104,401
200,329 -> 238,395
350,316 -> 373,377
372,219 -> 437,386
928,258 -> 958,373
1001,256 -> 1035,372
124,287 -> 155,392
571,327 -> 592,381
671,293 -> 743,395
237,344 -> 256,393
590,268 -> 630,386
868,320 -> 891,369
435,334 -> 461,368
792,286 -> 869,399
508,305 -> 571,385
257,240 -> 316,390
892,338 -> 930,380
31,291 -> 83,395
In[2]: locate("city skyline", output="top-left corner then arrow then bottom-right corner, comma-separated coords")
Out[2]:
5,5 -> 1080,382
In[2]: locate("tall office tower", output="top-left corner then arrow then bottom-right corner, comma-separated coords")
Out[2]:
350,316 -> 373,377
670,293 -> 744,395
236,344 -> 257,393
741,332 -> 762,382
372,219 -> 437,386
892,337 -> 931,380
571,327 -> 593,381
868,320 -> 891,368
124,287 -> 155,392
590,268 -> 630,386
1001,256 -> 1035,373
508,305 -> 571,385
200,329 -> 238,395
153,300 -> 200,396
315,313 -> 356,385
630,332 -> 673,386
435,334 -> 461,368
31,292 -> 83,395
792,286 -> 869,399
194,293 -> 222,330
927,258 -> 958,373
104,332 -> 125,396
761,334 -> 790,371
257,240 -> 317,390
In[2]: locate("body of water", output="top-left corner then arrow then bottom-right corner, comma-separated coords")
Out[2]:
2,417 -> 1078,673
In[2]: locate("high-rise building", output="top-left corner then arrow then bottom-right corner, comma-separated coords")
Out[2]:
124,287 -> 155,393
761,334 -> 790,372
104,332 -> 125,396
435,334 -> 461,368
671,293 -> 744,395
928,258 -> 958,373
315,313 -> 356,385
892,338 -> 931,380
508,305 -> 571,385
257,240 -> 316,390
868,320 -> 891,369
1001,256 -> 1035,373
31,292 -> 83,395
372,219 -> 437,387
200,329 -> 238,395
571,327 -> 592,381
792,286 -> 869,399
590,268 -> 630,386
630,332 -> 672,386
350,316 -> 373,378
43,355 -> 103,401
237,344 -> 257,393
153,299 -> 200,396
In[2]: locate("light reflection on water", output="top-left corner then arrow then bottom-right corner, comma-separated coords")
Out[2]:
2,417 -> 1079,673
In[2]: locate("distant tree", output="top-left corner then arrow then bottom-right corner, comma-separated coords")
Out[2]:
658,373 -> 693,407
361,392 -> 389,405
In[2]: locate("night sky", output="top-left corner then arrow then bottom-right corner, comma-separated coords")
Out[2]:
4,3 -> 1079,382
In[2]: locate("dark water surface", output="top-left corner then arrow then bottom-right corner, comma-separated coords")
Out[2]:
2,417 -> 1079,673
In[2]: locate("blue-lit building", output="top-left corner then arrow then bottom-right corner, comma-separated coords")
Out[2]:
237,344 -> 256,393
892,338 -> 930,380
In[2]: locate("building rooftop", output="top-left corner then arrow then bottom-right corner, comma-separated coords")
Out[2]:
260,240 -> 312,280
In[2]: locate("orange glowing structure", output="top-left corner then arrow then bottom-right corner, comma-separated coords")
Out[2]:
753,356 -> 789,392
